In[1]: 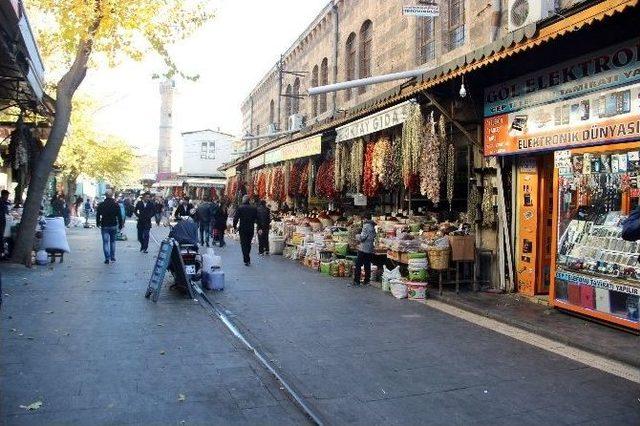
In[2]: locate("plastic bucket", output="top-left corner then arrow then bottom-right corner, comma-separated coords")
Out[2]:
406,282 -> 427,300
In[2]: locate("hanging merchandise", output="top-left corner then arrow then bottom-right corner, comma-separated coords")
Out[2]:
257,171 -> 267,200
299,160 -> 309,197
363,141 -> 379,197
446,143 -> 455,206
401,103 -> 424,188
420,113 -> 443,202
289,161 -> 301,197
372,135 -> 393,189
390,132 -> 403,190
334,142 -> 345,192
271,166 -> 285,202
315,159 -> 336,199
481,180 -> 496,227
467,184 -> 480,224
350,139 -> 364,193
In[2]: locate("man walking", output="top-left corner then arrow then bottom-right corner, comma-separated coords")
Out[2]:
213,201 -> 228,247
256,200 -> 271,255
353,214 -> 377,286
233,195 -> 257,266
154,196 -> 164,227
195,198 -> 214,247
96,190 -> 124,264
134,192 -> 155,253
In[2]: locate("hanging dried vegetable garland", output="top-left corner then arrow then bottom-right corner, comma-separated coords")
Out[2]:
363,141 -> 379,197
315,159 -> 336,199
334,142 -> 344,192
298,161 -> 309,197
446,143 -> 455,206
271,167 -> 285,202
481,181 -> 496,227
420,113 -> 442,202
401,103 -> 423,188
467,184 -> 480,224
372,135 -> 392,189
350,139 -> 364,193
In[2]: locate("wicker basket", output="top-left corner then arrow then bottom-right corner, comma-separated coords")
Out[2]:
427,247 -> 450,270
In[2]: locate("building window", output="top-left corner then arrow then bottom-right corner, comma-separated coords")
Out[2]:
359,20 -> 373,94
311,65 -> 319,116
449,0 -> 465,50
269,99 -> 275,125
200,141 -> 216,160
319,58 -> 328,113
417,17 -> 435,64
285,84 -> 292,117
293,77 -> 300,114
345,32 -> 356,101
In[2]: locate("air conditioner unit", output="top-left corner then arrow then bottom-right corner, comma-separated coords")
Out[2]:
288,114 -> 304,131
508,0 -> 555,32
267,123 -> 277,135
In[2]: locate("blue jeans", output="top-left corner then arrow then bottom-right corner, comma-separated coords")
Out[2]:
101,226 -> 118,261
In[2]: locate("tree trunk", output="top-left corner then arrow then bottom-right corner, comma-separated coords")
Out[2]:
10,38 -> 95,265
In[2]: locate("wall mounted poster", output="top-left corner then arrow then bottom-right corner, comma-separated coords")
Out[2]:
516,157 -> 539,296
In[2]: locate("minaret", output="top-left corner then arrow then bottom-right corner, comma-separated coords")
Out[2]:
158,79 -> 175,179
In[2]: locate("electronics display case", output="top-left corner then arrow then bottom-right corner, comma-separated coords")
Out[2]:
551,143 -> 640,330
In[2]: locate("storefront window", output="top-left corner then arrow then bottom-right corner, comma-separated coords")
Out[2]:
555,147 -> 640,324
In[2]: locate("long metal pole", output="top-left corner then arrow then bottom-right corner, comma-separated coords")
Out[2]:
308,68 -> 426,96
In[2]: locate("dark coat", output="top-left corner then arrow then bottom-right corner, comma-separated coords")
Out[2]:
174,203 -> 193,219
256,205 -> 271,230
97,198 -> 124,229
134,200 -> 155,229
213,208 -> 228,231
233,203 -> 257,235
195,202 -> 214,223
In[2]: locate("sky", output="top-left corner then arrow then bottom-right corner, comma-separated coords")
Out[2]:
78,0 -> 329,169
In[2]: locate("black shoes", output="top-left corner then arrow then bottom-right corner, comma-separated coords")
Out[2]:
110,258 -> 116,262
104,259 -> 109,264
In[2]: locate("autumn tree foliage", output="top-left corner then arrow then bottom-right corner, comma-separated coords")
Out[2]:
12,1 -> 213,264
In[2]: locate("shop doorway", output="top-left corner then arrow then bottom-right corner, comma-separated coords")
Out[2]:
515,154 -> 554,296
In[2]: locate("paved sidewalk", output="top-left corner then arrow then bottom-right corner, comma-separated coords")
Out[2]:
209,238 -> 640,425
0,223 -> 307,425
430,289 -> 639,367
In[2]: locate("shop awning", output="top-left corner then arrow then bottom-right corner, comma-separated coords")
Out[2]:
184,177 -> 226,188
153,180 -> 183,188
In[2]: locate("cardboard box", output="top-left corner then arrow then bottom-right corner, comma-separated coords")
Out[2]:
449,235 -> 475,261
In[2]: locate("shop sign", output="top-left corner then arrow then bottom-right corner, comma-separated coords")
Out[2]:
336,100 -> 415,142
484,38 -> 640,117
556,270 -> 640,296
282,135 -> 322,161
264,148 -> 283,164
248,154 -> 265,170
225,167 -> 236,178
484,82 -> 640,156
402,4 -> 439,17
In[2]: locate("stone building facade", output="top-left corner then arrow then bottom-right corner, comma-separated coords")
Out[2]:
241,0 -> 588,146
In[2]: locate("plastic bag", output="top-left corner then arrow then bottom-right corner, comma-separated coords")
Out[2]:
390,280 -> 407,299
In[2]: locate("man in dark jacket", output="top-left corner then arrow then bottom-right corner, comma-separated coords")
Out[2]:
195,199 -> 214,247
96,190 -> 124,264
174,197 -> 194,220
213,201 -> 228,247
233,195 -> 257,266
353,214 -> 377,287
256,200 -> 271,255
134,192 -> 155,253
